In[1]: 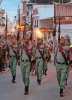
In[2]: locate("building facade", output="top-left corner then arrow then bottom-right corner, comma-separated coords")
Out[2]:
0,9 -> 5,35
32,4 -> 53,41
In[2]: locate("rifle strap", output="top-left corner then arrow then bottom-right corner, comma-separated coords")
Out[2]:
59,46 -> 69,65
21,45 -> 31,62
36,45 -> 43,58
10,45 -> 17,56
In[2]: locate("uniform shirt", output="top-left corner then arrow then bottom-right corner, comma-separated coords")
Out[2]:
8,44 -> 19,56
36,45 -> 44,57
55,44 -> 70,63
21,44 -> 35,60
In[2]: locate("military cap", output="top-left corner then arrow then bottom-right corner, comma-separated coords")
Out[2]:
60,36 -> 65,40
70,45 -> 72,48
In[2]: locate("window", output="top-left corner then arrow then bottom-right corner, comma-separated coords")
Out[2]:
37,20 -> 38,27
34,20 -> 36,27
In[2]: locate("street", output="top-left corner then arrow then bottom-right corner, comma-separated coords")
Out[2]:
0,62 -> 72,100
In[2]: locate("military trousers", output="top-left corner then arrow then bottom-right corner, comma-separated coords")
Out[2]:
36,59 -> 43,80
55,63 -> 68,89
20,61 -> 30,87
43,60 -> 48,71
9,57 -> 17,77
66,67 -> 69,80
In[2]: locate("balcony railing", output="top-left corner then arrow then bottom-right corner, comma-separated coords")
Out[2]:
2,24 -> 5,26
2,17 -> 5,19
0,24 -> 5,26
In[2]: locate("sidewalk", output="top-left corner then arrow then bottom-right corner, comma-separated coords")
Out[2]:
0,62 -> 72,100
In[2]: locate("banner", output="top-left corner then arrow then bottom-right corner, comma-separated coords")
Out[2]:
55,4 -> 72,17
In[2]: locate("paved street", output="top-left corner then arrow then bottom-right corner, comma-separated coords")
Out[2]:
0,62 -> 72,100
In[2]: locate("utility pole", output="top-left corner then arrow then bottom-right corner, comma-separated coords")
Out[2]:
18,5 -> 20,28
30,13 -> 33,40
5,12 -> 8,39
17,5 -> 20,41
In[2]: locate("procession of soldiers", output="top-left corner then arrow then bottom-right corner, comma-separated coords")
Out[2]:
0,31 -> 72,97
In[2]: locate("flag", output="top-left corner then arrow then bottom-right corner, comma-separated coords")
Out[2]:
0,0 -> 2,5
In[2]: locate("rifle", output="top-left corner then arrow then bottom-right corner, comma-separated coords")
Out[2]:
58,13 -> 60,43
53,3 -> 56,65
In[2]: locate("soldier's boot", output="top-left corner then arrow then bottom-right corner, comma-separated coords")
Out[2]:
66,79 -> 67,85
12,76 -> 16,83
38,80 -> 41,85
37,76 -> 39,83
45,70 -> 47,75
43,70 -> 45,74
60,88 -> 63,97
24,86 -> 29,95
37,79 -> 39,82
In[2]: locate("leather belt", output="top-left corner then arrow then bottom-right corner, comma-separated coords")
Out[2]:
36,57 -> 42,59
22,60 -> 28,62
10,56 -> 15,58
57,62 -> 65,65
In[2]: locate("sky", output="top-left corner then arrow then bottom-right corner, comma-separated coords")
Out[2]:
0,0 -> 22,22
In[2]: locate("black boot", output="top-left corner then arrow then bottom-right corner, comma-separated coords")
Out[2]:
38,80 -> 41,85
45,70 -> 47,75
60,88 -> 63,97
66,79 -> 67,85
24,86 -> 29,95
12,76 -> 16,83
37,78 -> 39,83
43,70 -> 45,74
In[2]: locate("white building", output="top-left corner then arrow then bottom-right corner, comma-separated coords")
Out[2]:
32,4 -> 72,44
0,9 -> 5,35
32,4 -> 54,41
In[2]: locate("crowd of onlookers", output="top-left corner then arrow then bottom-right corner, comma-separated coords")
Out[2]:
0,40 -> 10,73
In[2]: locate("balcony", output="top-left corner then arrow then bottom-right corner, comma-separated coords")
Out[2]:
2,24 -> 5,26
2,17 -> 5,19
0,23 -> 5,26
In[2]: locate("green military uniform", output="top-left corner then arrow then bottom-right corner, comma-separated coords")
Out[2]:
55,44 -> 69,96
9,44 -> 18,83
20,36 -> 34,95
36,44 -> 44,85
8,35 -> 18,83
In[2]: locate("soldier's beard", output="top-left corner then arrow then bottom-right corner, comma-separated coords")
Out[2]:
60,43 -> 65,46
37,42 -> 41,45
25,41 -> 29,44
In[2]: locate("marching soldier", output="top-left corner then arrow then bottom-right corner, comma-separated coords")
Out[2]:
43,43 -> 50,75
69,45 -> 72,69
53,35 -> 70,97
19,35 -> 34,95
65,39 -> 70,85
36,37 -> 44,85
7,35 -> 18,83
